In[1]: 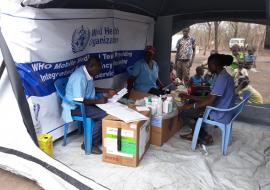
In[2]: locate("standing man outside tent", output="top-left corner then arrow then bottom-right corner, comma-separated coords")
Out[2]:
174,27 -> 196,85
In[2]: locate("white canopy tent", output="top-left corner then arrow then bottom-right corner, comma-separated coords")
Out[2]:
0,0 -> 270,189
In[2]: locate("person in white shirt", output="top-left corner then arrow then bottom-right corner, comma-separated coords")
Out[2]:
232,63 -> 248,86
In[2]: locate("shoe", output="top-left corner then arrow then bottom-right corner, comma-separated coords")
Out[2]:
81,143 -> 102,154
81,143 -> 85,150
91,145 -> 102,154
179,132 -> 193,141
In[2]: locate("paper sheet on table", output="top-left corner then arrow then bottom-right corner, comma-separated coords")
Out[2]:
73,97 -> 83,102
136,106 -> 150,112
108,88 -> 128,103
97,102 -> 149,123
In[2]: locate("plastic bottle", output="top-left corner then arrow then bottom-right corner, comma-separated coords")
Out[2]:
163,100 -> 169,113
156,96 -> 163,116
151,97 -> 158,115
163,97 -> 173,113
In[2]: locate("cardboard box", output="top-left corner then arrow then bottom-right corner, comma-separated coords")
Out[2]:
102,111 -> 151,167
129,90 -> 182,146
151,111 -> 182,146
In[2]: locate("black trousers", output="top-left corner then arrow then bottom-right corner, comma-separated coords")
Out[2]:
71,106 -> 107,145
148,88 -> 164,96
180,108 -> 208,138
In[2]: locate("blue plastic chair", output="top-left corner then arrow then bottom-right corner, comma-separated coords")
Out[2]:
54,77 -> 94,155
191,91 -> 251,155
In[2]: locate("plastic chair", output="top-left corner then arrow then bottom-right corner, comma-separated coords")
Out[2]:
191,91 -> 251,155
54,77 -> 94,155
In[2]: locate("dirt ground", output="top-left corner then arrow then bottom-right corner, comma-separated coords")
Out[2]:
0,169 -> 42,190
171,50 -> 270,103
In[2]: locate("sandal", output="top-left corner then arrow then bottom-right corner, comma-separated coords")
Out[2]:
180,132 -> 193,141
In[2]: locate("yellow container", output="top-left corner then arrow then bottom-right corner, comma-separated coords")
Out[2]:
38,134 -> 54,157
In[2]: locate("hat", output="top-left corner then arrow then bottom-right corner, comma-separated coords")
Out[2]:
144,45 -> 156,54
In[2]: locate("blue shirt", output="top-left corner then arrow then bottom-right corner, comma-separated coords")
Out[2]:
191,75 -> 204,86
210,69 -> 235,123
132,59 -> 159,93
245,54 -> 256,63
62,66 -> 96,123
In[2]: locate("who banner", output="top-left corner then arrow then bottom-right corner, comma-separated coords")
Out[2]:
1,1 -> 154,139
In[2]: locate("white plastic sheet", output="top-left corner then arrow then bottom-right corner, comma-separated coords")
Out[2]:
54,123 -> 270,190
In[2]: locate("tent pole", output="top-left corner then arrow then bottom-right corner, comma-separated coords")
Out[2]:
0,28 -> 38,146
0,61 -> 5,79
154,16 -> 173,86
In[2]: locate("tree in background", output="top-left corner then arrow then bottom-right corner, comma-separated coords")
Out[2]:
264,26 -> 270,49
189,22 -> 266,54
214,21 -> 221,51
203,22 -> 212,55
230,22 -> 239,37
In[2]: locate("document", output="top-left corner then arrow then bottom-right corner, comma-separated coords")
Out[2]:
97,102 -> 149,123
108,88 -> 128,103
136,106 -> 150,112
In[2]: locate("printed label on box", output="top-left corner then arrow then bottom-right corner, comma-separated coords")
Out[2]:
105,127 -> 136,157
151,116 -> 162,128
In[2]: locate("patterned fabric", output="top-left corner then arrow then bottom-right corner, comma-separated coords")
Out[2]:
175,59 -> 192,85
233,68 -> 248,85
175,36 -> 196,60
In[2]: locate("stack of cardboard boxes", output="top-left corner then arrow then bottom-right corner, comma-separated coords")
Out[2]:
102,90 -> 182,167
129,90 -> 182,146
102,109 -> 151,167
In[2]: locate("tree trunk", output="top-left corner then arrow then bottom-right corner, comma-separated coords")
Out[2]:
257,26 -> 267,55
245,24 -> 251,41
203,22 -> 212,55
233,22 -> 238,37
264,25 -> 270,49
214,22 -> 219,51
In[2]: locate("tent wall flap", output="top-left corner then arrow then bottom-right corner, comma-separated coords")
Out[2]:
0,28 -> 38,145
0,2 -> 155,139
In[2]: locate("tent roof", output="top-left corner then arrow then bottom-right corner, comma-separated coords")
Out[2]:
29,0 -> 269,34
31,0 -> 267,19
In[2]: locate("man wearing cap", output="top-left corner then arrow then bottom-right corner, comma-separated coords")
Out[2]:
127,46 -> 164,96
174,27 -> 196,85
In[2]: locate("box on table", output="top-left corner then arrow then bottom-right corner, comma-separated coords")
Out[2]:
102,110 -> 151,167
151,110 -> 182,146
129,90 -> 182,146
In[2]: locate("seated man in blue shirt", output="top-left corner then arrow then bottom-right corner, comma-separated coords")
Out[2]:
127,46 -> 164,96
179,54 -> 235,145
62,57 -> 116,154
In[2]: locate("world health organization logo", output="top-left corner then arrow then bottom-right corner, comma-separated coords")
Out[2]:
71,25 -> 90,53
